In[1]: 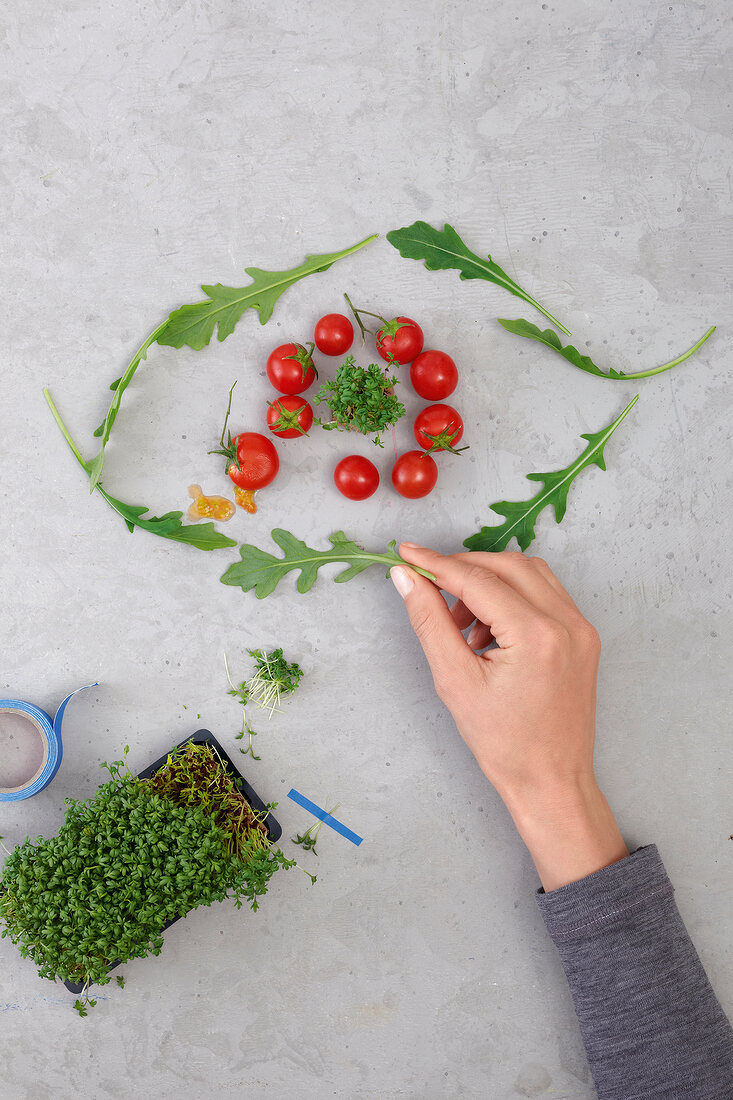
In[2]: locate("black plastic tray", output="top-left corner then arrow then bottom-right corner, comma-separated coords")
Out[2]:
63,730 -> 280,994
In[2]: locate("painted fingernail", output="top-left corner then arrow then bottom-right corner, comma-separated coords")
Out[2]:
390,566 -> 414,599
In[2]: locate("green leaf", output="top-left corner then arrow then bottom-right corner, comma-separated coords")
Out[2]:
97,488 -> 237,550
463,395 -> 639,553
87,323 -> 168,491
498,318 -> 716,381
220,529 -> 435,598
386,221 -> 571,337
158,235 -> 377,351
44,389 -> 237,551
86,235 -> 376,490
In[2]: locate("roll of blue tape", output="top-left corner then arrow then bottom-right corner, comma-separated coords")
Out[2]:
0,685 -> 97,802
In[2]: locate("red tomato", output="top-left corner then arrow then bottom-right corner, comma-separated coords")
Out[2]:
266,343 -> 318,394
413,404 -> 465,453
314,313 -> 354,356
266,395 -> 313,438
376,317 -> 424,365
231,432 -> 279,489
391,451 -> 438,499
410,350 -> 458,400
333,455 -> 380,501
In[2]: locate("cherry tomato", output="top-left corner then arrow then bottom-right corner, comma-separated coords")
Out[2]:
410,350 -> 458,400
333,455 -> 380,501
266,395 -> 313,438
414,404 -> 465,453
376,317 -> 424,365
314,313 -> 354,356
266,343 -> 318,394
231,432 -> 279,489
391,450 -> 438,499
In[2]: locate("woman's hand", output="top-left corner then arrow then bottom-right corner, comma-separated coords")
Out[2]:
391,545 -> 628,891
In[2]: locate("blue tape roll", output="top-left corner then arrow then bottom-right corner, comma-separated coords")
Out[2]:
0,685 -> 97,802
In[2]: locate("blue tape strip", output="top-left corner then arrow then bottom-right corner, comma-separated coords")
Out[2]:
0,685 -> 97,802
287,788 -> 363,846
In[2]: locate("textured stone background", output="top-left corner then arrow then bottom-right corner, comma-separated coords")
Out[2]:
1,0 -> 731,1096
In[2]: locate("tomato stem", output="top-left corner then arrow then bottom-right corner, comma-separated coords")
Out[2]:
343,292 -> 375,344
218,381 -> 237,448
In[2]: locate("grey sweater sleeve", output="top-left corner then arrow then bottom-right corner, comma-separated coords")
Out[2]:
535,845 -> 733,1099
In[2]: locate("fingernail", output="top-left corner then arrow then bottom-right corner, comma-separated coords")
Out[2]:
390,566 -> 414,599
400,542 -> 421,549
466,624 -> 481,647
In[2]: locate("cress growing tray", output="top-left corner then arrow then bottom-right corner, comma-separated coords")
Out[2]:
63,729 -> 281,994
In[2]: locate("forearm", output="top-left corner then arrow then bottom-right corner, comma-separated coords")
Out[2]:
500,776 -> 629,892
534,844 -> 733,1099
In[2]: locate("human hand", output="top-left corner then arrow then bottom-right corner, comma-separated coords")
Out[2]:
391,545 -> 628,890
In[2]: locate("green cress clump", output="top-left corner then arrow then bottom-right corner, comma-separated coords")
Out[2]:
0,745 -> 295,1013
313,355 -> 405,447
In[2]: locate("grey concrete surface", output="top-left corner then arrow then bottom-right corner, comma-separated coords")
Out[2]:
1,0 -> 731,1096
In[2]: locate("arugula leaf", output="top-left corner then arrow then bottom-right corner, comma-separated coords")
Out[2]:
44,389 -> 237,551
97,488 -> 237,549
498,318 -> 716,380
463,395 -> 639,553
158,235 -> 377,350
88,322 -> 169,490
220,529 -> 435,598
386,221 -> 571,337
86,234 -> 376,490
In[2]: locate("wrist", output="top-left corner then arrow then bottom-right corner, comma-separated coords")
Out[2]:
499,774 -> 629,893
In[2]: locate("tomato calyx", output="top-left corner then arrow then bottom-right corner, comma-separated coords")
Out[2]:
284,341 -> 318,384
266,399 -> 310,436
422,426 -> 469,456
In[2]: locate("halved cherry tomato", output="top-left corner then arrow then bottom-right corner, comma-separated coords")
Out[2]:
414,404 -> 466,454
410,350 -> 458,400
391,450 -> 438,499
266,343 -> 318,394
334,455 -> 380,501
266,395 -> 313,438
315,314 -> 354,356
376,317 -> 424,365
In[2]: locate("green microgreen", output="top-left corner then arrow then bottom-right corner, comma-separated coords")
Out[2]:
225,649 -> 303,758
291,801 -> 340,857
247,648 -> 304,716
313,354 -> 405,448
0,743 -> 297,1013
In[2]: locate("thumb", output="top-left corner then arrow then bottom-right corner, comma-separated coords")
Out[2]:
390,566 -> 473,700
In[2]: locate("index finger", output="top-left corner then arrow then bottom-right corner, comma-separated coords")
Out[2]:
399,543 -> 541,648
